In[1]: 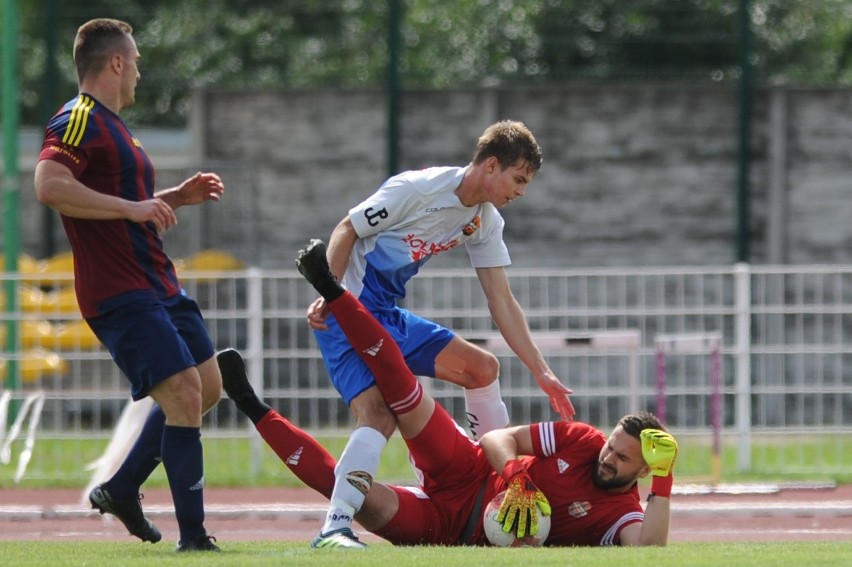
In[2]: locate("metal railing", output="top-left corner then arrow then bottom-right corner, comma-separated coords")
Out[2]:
3,263 -> 852,484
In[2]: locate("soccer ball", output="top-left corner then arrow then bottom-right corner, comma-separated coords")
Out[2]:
482,490 -> 551,547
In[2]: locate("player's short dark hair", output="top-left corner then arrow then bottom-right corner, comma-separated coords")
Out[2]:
472,120 -> 543,175
73,18 -> 134,82
618,411 -> 666,439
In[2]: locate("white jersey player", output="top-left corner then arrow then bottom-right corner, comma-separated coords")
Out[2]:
304,120 -> 576,549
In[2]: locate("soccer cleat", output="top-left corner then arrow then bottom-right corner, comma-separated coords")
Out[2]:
217,348 -> 255,403
89,484 -> 162,543
310,527 -> 367,550
176,534 -> 220,552
295,239 -> 336,288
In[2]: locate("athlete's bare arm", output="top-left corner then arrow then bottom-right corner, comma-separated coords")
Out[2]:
475,266 -> 576,420
34,159 -> 177,231
306,216 -> 359,331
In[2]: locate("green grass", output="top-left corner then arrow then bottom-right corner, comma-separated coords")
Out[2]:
0,434 -> 419,489
2,432 -> 850,489
1,541 -> 851,567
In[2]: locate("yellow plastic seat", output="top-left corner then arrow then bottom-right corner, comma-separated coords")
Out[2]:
2,253 -> 74,287
1,285 -> 79,315
0,320 -> 55,349
23,320 -> 56,348
19,254 -> 44,280
53,320 -> 100,350
184,249 -> 244,271
0,253 -> 42,281
42,287 -> 81,315
2,285 -> 50,313
43,251 -> 75,276
1,319 -> 99,350
0,349 -> 68,383
29,251 -> 75,287
177,249 -> 244,283
0,285 -> 80,315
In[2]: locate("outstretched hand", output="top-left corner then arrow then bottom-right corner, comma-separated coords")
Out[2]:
533,371 -> 575,421
174,172 -> 225,207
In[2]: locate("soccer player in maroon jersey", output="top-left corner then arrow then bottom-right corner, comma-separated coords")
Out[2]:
216,239 -> 678,548
34,18 -> 223,552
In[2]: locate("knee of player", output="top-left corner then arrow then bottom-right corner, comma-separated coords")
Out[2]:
156,373 -> 204,419
173,389 -> 203,419
355,406 -> 397,439
469,352 -> 500,387
201,382 -> 222,413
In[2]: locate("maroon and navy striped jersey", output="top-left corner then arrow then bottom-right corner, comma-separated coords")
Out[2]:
38,94 -> 180,318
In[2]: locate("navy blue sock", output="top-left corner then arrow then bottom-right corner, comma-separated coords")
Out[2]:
161,425 -> 207,542
104,406 -> 165,500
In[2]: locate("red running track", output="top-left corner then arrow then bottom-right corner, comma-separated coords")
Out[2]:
1,485 -> 850,544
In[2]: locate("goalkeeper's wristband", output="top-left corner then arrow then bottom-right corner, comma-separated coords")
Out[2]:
501,459 -> 526,483
649,473 -> 674,499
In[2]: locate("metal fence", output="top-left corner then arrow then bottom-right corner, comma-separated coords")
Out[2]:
2,263 -> 852,485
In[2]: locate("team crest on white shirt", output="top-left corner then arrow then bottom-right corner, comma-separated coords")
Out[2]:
462,215 -> 481,236
400,214 -> 482,262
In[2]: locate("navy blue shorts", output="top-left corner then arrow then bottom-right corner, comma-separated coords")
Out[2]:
314,304 -> 454,405
87,290 -> 215,401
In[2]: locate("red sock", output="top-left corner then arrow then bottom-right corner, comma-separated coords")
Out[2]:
256,410 -> 336,499
405,403 -> 470,477
327,291 -> 423,414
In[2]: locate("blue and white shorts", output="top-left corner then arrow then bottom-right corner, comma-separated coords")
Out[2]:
314,304 -> 454,405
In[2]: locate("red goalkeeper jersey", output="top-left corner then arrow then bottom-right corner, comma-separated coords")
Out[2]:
525,420 -> 644,545
379,411 -> 645,547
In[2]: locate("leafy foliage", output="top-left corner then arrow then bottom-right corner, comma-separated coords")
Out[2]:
11,0 -> 852,127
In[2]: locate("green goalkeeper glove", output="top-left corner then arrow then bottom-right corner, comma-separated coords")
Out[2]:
497,460 -> 552,538
640,429 -> 679,477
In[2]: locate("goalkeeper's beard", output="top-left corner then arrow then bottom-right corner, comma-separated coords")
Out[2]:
592,462 -> 636,491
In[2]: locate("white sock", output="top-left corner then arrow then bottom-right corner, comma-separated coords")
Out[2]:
322,426 -> 387,534
464,380 -> 509,440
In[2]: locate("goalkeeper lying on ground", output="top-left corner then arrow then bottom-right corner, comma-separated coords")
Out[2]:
215,239 -> 678,548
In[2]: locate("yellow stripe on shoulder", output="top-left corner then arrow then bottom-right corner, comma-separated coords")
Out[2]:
62,95 -> 95,147
61,96 -> 85,145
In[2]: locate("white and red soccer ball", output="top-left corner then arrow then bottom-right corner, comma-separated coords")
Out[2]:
482,490 -> 551,547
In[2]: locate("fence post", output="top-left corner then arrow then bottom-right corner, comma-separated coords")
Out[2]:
246,268 -> 264,478
734,262 -> 752,471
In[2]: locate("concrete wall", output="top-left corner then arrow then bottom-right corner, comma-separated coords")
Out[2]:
11,85 -> 852,269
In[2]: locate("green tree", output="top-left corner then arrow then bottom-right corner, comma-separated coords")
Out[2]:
531,0 -> 852,83
13,0 -> 852,128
